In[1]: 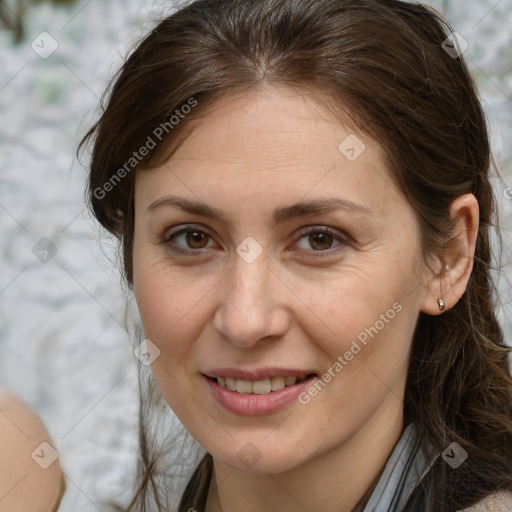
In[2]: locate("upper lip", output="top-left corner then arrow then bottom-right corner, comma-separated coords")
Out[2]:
203,367 -> 317,381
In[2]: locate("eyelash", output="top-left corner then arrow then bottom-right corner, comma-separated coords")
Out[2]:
159,224 -> 349,259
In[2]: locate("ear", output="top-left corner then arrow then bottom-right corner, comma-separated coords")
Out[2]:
420,194 -> 479,316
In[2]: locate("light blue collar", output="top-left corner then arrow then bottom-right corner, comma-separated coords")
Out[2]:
363,423 -> 438,512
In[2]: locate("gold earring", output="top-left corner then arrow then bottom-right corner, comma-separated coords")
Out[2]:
437,298 -> 445,311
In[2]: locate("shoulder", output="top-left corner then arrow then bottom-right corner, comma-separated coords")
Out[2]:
459,491 -> 512,512
0,390 -> 64,512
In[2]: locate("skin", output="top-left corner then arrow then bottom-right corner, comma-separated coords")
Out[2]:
132,85 -> 479,512
0,391 -> 64,512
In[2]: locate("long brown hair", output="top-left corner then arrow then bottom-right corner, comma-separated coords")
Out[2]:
79,1 -> 512,510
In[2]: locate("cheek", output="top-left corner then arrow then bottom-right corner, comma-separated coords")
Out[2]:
132,254 -> 218,367
291,253 -> 420,392
132,264 -> 207,412
292,257 -> 414,339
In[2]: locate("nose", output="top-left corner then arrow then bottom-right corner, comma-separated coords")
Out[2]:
213,251 -> 290,348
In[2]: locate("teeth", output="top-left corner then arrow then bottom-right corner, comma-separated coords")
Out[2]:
215,375 -> 308,394
225,378 -> 236,391
253,379 -> 271,395
235,380 -> 253,394
285,376 -> 297,386
270,376 -> 286,391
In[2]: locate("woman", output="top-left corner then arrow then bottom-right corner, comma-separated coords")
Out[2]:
81,0 -> 512,510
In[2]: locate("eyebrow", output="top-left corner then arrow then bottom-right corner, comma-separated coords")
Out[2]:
146,195 -> 373,223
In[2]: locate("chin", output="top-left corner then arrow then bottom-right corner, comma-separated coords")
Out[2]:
210,439 -> 311,475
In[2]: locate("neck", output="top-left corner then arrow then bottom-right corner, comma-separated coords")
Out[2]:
206,395 -> 404,512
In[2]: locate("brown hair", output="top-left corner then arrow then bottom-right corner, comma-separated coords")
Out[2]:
80,0 -> 512,510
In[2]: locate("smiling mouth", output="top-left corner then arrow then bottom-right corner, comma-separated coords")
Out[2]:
208,374 -> 315,395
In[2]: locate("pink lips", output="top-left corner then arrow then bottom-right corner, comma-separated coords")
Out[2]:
204,372 -> 317,415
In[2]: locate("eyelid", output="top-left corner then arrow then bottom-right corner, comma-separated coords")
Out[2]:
161,223 -> 213,241
296,225 -> 347,240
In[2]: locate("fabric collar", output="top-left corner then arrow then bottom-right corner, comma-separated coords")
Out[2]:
363,423 -> 438,512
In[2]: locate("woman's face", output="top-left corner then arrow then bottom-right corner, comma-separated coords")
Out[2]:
132,86 -> 431,474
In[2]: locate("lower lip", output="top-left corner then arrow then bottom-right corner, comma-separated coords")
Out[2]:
204,375 -> 317,415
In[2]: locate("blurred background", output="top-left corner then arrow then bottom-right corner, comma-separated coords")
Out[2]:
0,0 -> 511,510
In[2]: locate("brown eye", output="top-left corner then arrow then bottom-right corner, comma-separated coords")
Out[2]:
160,226 -> 215,255
184,230 -> 210,249
308,232 -> 334,251
293,226 -> 349,259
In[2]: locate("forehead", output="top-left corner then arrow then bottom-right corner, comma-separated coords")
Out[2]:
164,86 -> 369,166
135,85 -> 400,221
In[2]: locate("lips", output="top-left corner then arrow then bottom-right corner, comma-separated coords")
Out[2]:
203,368 -> 317,400
204,371 -> 318,415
